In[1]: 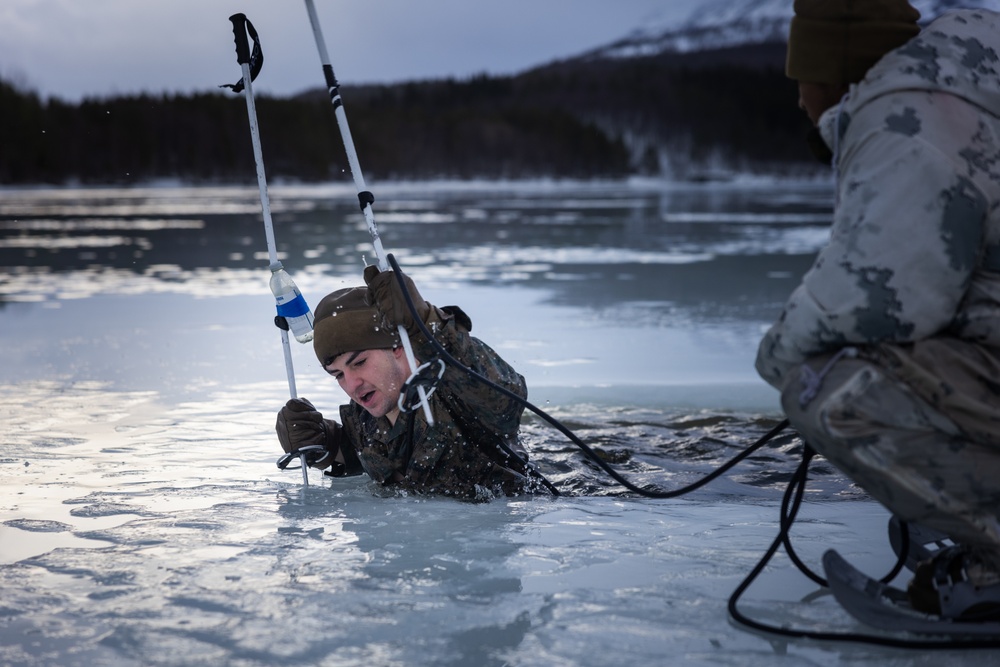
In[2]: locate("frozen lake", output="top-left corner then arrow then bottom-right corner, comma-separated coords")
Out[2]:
2,179 -> 996,665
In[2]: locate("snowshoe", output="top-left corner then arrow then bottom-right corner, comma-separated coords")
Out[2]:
824,549 -> 1000,637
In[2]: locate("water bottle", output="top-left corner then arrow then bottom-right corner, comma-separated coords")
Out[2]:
269,262 -> 314,343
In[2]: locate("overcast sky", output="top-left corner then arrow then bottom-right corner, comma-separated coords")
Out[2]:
0,0 -> 701,102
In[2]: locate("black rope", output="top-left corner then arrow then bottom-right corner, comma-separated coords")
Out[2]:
386,253 -> 788,500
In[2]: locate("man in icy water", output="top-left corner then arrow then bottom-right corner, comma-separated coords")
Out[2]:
756,0 -> 1000,619
275,266 -> 537,501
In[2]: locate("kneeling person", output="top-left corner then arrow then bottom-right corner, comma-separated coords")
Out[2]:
276,267 -> 535,500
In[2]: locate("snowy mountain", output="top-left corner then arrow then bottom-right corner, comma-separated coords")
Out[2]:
587,0 -> 999,60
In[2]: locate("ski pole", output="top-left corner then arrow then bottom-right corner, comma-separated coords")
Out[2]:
301,0 -> 434,425
225,13 -> 315,484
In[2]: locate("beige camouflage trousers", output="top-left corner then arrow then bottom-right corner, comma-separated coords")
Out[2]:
781,355 -> 1000,554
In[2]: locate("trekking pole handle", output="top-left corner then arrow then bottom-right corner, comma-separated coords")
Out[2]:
229,13 -> 251,64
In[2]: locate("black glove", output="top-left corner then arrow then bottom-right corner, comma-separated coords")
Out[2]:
275,398 -> 334,468
364,264 -> 430,331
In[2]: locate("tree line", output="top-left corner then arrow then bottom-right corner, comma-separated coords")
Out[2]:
0,42 -> 816,185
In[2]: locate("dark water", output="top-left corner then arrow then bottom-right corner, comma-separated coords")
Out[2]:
0,180 -> 831,316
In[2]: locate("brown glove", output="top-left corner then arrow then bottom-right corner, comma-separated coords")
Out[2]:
364,264 -> 430,332
275,398 -> 335,469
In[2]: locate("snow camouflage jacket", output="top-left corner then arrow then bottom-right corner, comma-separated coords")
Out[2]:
326,304 -> 533,501
756,9 -> 1000,444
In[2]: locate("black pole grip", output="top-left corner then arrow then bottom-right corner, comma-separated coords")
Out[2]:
229,13 -> 251,64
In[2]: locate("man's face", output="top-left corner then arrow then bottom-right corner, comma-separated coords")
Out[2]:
325,347 -> 411,421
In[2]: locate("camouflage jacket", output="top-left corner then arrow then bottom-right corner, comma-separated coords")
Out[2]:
756,8 -> 1000,435
325,304 -> 533,501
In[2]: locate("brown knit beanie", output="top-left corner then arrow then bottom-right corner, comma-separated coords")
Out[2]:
312,286 -> 399,366
786,0 -> 921,85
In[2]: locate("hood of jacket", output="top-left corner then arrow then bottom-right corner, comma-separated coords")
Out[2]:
820,9 -> 1000,149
